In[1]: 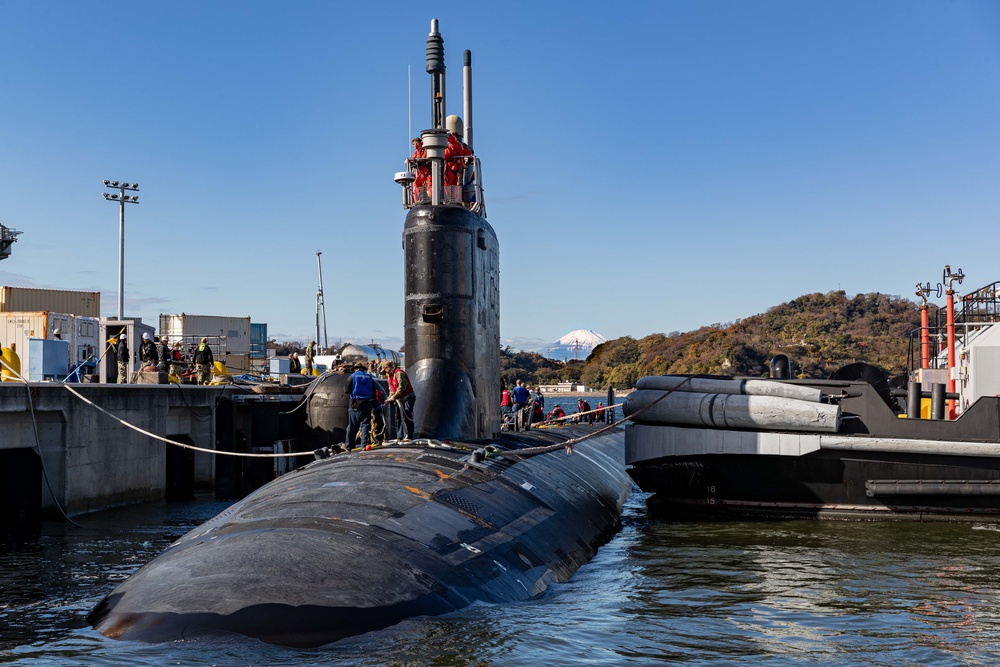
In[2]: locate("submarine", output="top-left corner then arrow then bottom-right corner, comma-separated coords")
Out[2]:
87,20 -> 632,648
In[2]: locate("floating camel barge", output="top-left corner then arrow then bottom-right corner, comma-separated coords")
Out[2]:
625,275 -> 1000,521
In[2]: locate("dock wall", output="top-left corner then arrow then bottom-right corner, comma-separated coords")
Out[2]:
0,384 -> 229,516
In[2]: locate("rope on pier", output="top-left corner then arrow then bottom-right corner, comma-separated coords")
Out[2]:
59,383 -> 315,459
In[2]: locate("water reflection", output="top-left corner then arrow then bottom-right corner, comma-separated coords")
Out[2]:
6,493 -> 1000,665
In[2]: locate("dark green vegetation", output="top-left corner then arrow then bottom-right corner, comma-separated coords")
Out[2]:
504,291 -> 932,390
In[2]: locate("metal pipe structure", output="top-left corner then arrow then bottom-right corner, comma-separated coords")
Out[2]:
943,265 -> 964,419
921,305 -> 930,368
463,50 -> 473,151
426,19 -> 445,130
315,250 -> 328,351
102,180 -> 140,321
422,20 -> 449,207
916,282 -> 931,369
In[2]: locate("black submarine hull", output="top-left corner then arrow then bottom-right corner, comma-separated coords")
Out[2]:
88,19 -> 632,648
87,426 -> 630,647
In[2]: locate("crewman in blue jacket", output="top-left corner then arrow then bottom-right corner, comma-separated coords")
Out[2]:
345,363 -> 377,450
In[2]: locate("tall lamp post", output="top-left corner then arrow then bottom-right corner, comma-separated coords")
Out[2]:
316,250 -> 329,352
102,180 -> 139,320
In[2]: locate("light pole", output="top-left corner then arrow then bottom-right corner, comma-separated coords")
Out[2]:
316,250 -> 329,352
102,180 -> 139,320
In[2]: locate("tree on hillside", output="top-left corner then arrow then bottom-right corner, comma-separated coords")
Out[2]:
577,291 -> 926,388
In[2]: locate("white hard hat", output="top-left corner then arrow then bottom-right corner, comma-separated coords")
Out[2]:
142,332 -> 150,340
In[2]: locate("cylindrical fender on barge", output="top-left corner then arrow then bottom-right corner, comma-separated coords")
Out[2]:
635,375 -> 824,403
624,389 -> 841,433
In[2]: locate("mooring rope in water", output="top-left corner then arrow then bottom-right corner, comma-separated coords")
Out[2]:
505,376 -> 694,458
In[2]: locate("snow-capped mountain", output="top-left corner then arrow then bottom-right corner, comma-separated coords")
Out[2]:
543,329 -> 608,361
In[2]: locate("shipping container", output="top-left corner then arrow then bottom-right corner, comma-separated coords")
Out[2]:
0,287 -> 100,317
74,316 -> 101,371
0,311 -> 78,377
159,314 -> 251,355
250,322 -> 267,359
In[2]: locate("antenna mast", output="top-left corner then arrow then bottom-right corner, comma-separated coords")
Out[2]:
316,250 -> 329,351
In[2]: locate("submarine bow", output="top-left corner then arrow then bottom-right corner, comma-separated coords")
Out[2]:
87,432 -> 630,647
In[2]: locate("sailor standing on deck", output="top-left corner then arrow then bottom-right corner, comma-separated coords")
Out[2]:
382,359 -> 415,440
511,380 -> 530,412
193,337 -> 214,385
345,363 -> 377,450
410,137 -> 429,202
304,340 -> 316,376
169,342 -> 183,378
139,333 -> 157,370
157,337 -> 171,373
115,334 -> 129,384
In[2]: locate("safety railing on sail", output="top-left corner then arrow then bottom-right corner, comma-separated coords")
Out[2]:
402,156 -> 486,216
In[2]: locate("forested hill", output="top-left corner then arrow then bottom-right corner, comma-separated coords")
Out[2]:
578,291 -> 933,390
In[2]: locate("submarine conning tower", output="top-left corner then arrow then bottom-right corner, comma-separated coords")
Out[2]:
396,19 -> 499,441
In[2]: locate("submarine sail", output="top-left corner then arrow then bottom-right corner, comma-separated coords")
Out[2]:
401,18 -> 499,441
87,20 -> 631,648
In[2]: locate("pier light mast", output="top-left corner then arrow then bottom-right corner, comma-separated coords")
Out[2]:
316,250 -> 328,352
103,180 -> 140,320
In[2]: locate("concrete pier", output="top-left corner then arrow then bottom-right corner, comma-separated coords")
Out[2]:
0,383 -> 305,534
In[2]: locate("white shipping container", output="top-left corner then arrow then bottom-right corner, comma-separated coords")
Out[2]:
0,286 -> 100,317
74,316 -> 101,368
159,314 -> 251,355
0,311 -> 78,374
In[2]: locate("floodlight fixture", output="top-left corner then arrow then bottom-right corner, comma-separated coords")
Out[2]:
102,177 -> 141,320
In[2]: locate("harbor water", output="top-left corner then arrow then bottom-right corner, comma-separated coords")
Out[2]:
6,478 -> 1000,666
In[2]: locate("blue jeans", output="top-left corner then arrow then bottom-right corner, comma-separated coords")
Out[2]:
347,399 -> 374,449
394,394 -> 415,439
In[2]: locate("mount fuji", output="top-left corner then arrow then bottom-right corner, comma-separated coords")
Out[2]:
542,329 -> 608,361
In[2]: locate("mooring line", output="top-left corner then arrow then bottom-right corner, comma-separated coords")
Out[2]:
56,382 -> 314,459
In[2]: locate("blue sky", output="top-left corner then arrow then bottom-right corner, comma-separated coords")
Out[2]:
1,2 -> 998,351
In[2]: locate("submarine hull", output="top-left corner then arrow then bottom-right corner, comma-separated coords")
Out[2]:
87,426 -> 630,647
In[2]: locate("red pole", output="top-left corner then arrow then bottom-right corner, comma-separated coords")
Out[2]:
946,287 -> 956,419
920,304 -> 929,369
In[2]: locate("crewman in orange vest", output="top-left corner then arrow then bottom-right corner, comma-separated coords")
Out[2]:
410,137 -> 430,202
